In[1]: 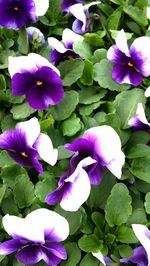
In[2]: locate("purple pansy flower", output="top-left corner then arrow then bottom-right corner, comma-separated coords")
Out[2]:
92,251 -> 114,265
145,87 -> 150,97
0,0 -> 49,30
0,117 -> 58,174
46,157 -> 96,212
0,209 -> 69,265
61,0 -> 84,13
26,26 -> 45,45
65,125 -> 125,185
120,224 -> 150,266
128,103 -> 150,133
8,53 -> 64,110
69,2 -> 100,34
48,28 -> 84,66
107,29 -> 150,86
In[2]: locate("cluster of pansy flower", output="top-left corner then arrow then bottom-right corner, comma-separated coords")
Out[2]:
0,0 -> 150,265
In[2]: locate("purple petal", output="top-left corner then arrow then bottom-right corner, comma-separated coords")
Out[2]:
61,0 -> 84,12
45,182 -> 67,205
112,64 -> 143,86
16,245 -> 42,264
107,45 -> 129,64
72,18 -> 89,34
62,28 -> 84,49
0,239 -> 24,255
43,242 -> 67,260
121,246 -> 148,266
87,159 -> 103,185
50,49 -> 80,66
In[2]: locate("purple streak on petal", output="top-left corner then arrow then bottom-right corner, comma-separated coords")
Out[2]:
0,0 -> 36,30
42,242 -> 67,260
0,239 -> 24,255
112,64 -> 143,86
107,45 -> 129,64
16,245 -> 42,265
50,49 -> 80,66
121,246 -> 148,266
72,19 -> 89,34
61,0 -> 84,12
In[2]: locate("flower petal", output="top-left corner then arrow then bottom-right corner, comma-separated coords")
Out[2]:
132,224 -> 150,265
62,28 -> 84,48
0,239 -> 23,255
107,45 -> 129,64
16,117 -> 40,147
34,133 -> 58,166
120,246 -> 148,266
145,87 -> 150,97
69,3 -> 87,31
43,242 -> 67,260
16,245 -> 42,264
48,37 -> 67,53
115,29 -> 129,56
33,0 -> 49,16
83,126 -> 125,178
92,251 -> 106,265
130,36 -> 150,77
128,103 -> 149,128
26,27 -> 45,45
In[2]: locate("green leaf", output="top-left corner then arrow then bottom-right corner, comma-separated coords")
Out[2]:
35,177 -> 57,203
116,226 -> 138,243
11,102 -> 36,120
105,183 -> 132,227
0,151 -> 14,167
145,192 -> 150,214
58,146 -> 73,160
127,144 -> 150,158
91,49 -> 107,64
78,234 -> 102,253
13,175 -> 34,208
61,242 -> 81,266
118,244 -> 133,258
80,59 -> 94,86
79,102 -> 101,116
73,41 -> 92,59
18,28 -> 29,54
0,184 -> 7,204
94,59 -> 130,91
123,5 -> 148,27
1,114 -> 16,131
62,115 -> 81,136
1,189 -> 19,215
47,0 -> 61,20
127,208 -> 147,225
107,8 -> 122,30
58,59 -> 84,86
50,91 -> 79,121
1,164 -> 27,188
114,88 -> 145,129
80,254 -> 99,266
130,157 -> 150,183
0,74 -> 6,91
79,88 -> 106,105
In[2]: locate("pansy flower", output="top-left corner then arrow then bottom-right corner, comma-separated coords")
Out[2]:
69,2 -> 100,34
65,125 -> 125,185
0,209 -> 69,265
8,53 -> 64,110
120,224 -> 150,266
0,0 -> 49,30
0,117 -> 58,174
128,103 -> 150,133
26,26 -> 45,45
61,0 -> 84,13
107,29 -> 150,86
46,157 -> 96,212
48,28 -> 84,66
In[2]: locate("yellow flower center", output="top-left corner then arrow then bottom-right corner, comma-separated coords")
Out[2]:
36,81 -> 43,86
128,62 -> 133,67
21,152 -> 28,158
14,6 -> 19,11
67,55 -> 74,59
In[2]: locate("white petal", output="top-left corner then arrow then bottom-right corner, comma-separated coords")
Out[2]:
145,87 -> 150,97
35,133 -> 58,166
60,168 -> 91,212
83,126 -> 125,178
2,214 -> 45,244
33,0 -> 49,16
136,103 -> 149,125
84,1 -> 101,10
69,4 -> 87,31
116,29 -> 129,56
62,28 -> 84,47
26,27 -> 45,43
132,224 -> 150,265
147,7 -> 150,19
26,209 -> 69,242
48,37 -> 67,53
8,53 -> 60,78
130,36 -> 150,77
16,117 -> 40,147
92,251 -> 106,265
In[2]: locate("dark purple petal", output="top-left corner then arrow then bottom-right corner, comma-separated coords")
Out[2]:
0,0 -> 36,30
50,49 -> 80,66
61,0 -> 84,12
72,19 -> 89,34
87,160 -> 103,185
14,66 -> 64,110
43,242 -> 67,260
107,45 -> 129,64
45,181 -> 71,206
41,244 -> 66,265
112,64 -> 143,86
0,239 -> 24,255
121,246 -> 148,266
16,245 -> 42,264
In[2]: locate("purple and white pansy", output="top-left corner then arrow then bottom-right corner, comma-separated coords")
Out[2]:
0,0 -> 49,30
128,103 -> 150,133
65,125 -> 125,185
8,53 -> 64,110
107,29 -> 150,86
69,2 -> 101,34
0,117 -> 58,174
48,28 -> 84,66
46,126 -> 125,212
26,26 -> 45,45
0,209 -> 69,265
61,0 -> 84,13
46,157 -> 96,212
